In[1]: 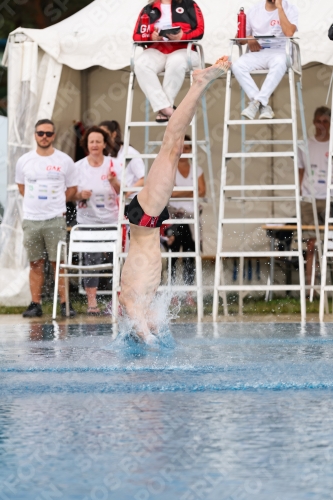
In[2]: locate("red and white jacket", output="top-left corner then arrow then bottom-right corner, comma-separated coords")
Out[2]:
133,0 -> 204,55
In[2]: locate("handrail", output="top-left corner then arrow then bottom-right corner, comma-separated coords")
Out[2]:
131,41 -> 205,73
187,42 -> 205,70
228,39 -> 243,63
186,41 -> 194,71
288,38 -> 302,76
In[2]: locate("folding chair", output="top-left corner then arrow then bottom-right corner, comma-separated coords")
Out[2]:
52,224 -> 118,320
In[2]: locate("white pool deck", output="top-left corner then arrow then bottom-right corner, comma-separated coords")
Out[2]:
0,313 -> 332,326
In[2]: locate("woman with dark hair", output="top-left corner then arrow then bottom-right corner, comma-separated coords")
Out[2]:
75,126 -> 121,315
99,120 -> 145,200
133,0 -> 204,122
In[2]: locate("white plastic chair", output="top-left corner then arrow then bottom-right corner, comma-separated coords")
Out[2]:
52,224 -> 118,320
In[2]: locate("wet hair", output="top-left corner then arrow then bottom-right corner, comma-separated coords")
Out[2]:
35,119 -> 55,131
80,126 -> 113,156
314,106 -> 331,120
99,120 -> 123,157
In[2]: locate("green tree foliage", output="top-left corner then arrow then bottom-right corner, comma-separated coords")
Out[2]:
0,0 -> 95,38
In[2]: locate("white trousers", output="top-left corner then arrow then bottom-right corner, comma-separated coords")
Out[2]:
232,50 -> 287,107
134,48 -> 200,112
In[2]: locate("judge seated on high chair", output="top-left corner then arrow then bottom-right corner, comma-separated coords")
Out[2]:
133,0 -> 204,123
232,0 -> 298,120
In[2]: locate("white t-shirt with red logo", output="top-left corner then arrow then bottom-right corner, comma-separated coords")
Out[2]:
75,156 -> 121,225
15,148 -> 77,221
298,137 -> 330,200
113,146 -> 145,198
246,0 -> 298,51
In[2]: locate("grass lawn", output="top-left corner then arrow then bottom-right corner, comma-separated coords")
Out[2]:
0,295 -> 325,316
205,296 -> 322,316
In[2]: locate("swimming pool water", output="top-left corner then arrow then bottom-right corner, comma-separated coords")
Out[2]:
1,322 -> 333,499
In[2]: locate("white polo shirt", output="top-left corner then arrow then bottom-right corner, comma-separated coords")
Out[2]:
15,148 -> 77,221
246,0 -> 298,51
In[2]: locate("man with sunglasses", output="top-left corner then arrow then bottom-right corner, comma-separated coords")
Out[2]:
15,119 -> 78,317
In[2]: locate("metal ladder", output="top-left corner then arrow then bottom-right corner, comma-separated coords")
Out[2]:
213,38 -> 321,322
113,42 -> 212,322
319,74 -> 333,321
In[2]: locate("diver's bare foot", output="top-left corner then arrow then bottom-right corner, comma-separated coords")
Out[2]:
193,57 -> 231,86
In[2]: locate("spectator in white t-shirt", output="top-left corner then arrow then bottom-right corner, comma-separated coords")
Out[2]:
99,120 -> 145,203
232,0 -> 298,120
15,119 -> 78,318
75,126 -> 121,315
165,135 -> 206,305
298,106 -> 331,287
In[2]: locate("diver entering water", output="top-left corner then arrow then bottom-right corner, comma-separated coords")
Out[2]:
119,57 -> 231,343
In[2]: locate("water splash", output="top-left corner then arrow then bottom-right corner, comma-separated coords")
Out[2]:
108,290 -> 180,350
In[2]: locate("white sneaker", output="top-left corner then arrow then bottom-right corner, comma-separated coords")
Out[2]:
241,100 -> 260,120
259,104 -> 275,119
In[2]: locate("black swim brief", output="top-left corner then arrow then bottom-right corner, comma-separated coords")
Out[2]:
127,195 -> 169,228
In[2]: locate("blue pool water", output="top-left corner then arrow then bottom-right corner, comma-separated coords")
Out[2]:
1,321 -> 333,499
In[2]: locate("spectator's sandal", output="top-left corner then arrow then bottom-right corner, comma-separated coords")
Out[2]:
156,106 -> 177,123
155,112 -> 169,123
87,307 -> 101,316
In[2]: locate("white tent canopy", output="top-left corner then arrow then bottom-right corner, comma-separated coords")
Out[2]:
1,0 -> 333,306
5,0 -> 333,70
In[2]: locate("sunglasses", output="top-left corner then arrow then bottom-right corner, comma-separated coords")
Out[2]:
35,131 -> 54,137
